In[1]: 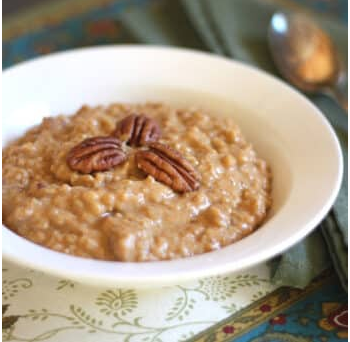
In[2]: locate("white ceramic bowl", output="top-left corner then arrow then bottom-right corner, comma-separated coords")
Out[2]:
2,46 -> 342,287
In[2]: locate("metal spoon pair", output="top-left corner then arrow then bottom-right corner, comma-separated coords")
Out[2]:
268,12 -> 347,112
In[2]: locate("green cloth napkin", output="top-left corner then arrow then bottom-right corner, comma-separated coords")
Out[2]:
120,0 -> 348,290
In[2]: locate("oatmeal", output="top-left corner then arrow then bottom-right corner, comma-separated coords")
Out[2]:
2,103 -> 272,261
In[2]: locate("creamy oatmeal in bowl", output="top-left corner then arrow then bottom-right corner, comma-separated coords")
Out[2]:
2,102 -> 272,262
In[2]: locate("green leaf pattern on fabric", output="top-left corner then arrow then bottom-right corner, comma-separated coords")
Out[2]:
2,261 -> 276,342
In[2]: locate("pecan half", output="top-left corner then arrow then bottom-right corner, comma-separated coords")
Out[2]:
67,136 -> 126,174
135,142 -> 200,193
113,114 -> 161,147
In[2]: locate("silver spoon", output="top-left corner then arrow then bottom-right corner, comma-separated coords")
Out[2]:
268,12 -> 347,112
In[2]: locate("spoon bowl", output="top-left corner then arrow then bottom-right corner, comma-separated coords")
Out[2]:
268,12 -> 347,111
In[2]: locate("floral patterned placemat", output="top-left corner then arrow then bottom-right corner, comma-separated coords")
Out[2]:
3,262 -> 347,342
2,260 -> 276,341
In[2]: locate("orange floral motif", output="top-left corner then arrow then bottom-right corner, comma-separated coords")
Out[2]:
222,325 -> 235,334
269,314 -> 287,325
86,20 -> 120,37
259,304 -> 272,312
34,43 -> 55,55
318,302 -> 348,339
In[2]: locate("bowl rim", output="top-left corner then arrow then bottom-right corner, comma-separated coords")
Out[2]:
2,45 -> 343,287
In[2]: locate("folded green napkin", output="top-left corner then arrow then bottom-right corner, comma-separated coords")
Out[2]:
120,0 -> 348,290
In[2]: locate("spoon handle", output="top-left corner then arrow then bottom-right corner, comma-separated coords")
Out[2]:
324,87 -> 348,113
322,72 -> 348,113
